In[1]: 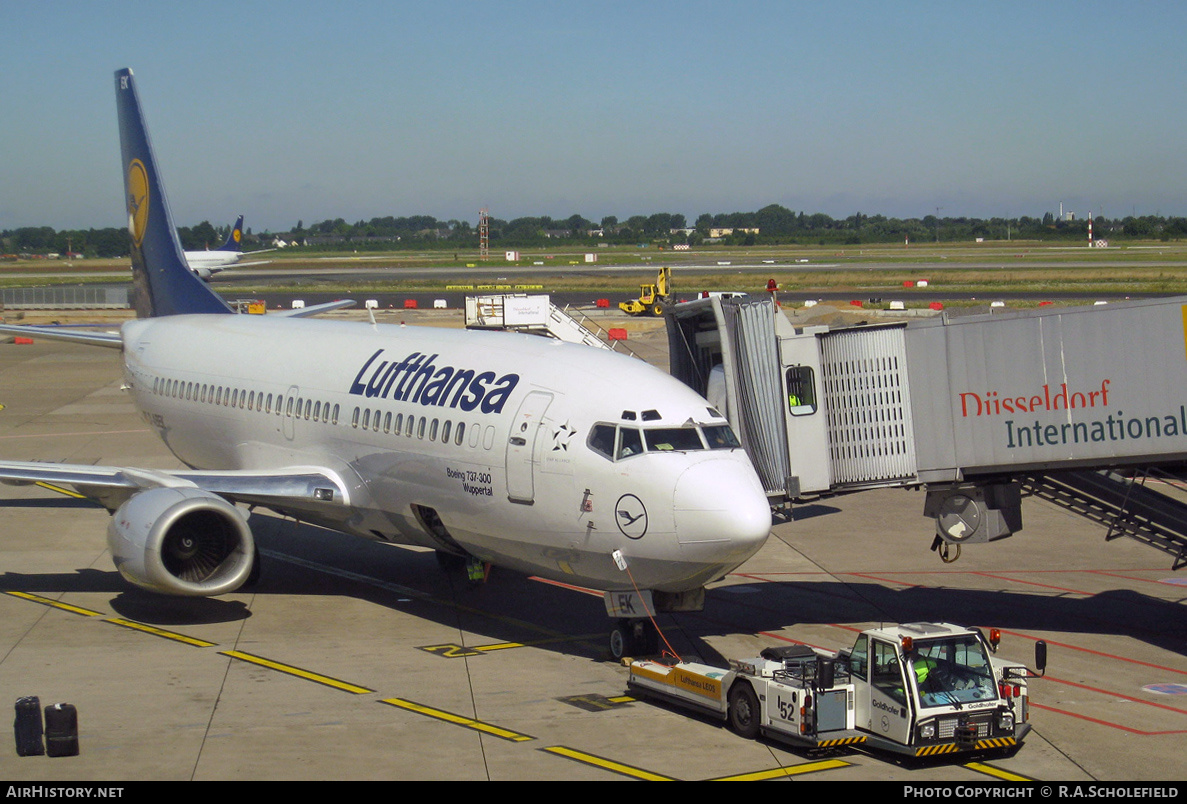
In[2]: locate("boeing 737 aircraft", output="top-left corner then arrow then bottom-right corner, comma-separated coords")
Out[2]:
183,215 -> 273,279
0,69 -> 771,657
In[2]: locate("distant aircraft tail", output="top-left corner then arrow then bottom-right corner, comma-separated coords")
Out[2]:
115,68 -> 233,318
216,215 -> 245,252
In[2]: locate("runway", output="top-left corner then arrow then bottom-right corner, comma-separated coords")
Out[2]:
0,323 -> 1184,781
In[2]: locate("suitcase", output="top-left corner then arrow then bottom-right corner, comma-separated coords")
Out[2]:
14,696 -> 44,756
43,703 -> 78,757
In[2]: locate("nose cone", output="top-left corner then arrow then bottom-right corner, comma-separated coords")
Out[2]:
673,456 -> 771,561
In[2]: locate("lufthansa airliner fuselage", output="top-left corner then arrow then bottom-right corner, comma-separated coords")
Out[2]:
122,313 -> 770,593
0,68 -> 772,657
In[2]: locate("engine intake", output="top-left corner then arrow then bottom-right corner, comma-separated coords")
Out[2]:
107,487 -> 254,596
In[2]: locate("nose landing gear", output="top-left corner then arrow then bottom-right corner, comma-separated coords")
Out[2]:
609,618 -> 659,661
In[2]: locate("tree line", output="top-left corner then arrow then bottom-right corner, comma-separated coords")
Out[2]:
1,221 -> 238,259
6,205 -> 1187,258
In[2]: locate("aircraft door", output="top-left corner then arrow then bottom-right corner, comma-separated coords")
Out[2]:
282,385 -> 299,441
505,391 -> 553,504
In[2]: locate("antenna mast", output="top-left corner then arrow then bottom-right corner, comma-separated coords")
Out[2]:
479,207 -> 490,260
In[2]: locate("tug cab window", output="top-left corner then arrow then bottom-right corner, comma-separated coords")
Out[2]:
872,639 -> 908,706
785,365 -> 818,416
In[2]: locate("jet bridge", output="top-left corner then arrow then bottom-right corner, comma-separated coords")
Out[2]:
666,295 -> 1187,568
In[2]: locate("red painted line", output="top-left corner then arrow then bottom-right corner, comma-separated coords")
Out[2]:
998,629 -> 1187,677
846,572 -> 919,587
1040,675 -> 1187,715
1089,569 -> 1184,586
971,571 -> 1094,595
1031,702 -> 1187,736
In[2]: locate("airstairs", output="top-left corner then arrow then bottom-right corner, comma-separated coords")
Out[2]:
465,294 -> 637,355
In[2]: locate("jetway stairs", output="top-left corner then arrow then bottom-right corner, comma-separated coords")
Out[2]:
1021,469 -> 1187,570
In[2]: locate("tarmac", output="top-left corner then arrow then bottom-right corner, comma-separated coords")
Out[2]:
0,310 -> 1184,782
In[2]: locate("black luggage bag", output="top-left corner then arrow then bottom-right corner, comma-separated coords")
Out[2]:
44,703 -> 79,757
14,696 -> 44,756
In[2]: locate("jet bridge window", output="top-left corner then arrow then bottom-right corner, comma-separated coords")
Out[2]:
785,366 -> 818,416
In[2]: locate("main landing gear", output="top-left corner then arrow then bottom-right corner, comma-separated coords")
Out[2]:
609,618 -> 659,661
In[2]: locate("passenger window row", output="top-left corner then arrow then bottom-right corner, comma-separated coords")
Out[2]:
150,375 -> 496,451
151,376 -> 340,424
350,406 -> 471,447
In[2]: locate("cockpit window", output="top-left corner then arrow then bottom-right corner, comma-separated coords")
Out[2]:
587,422 -> 741,461
703,424 -> 741,449
645,428 -> 704,452
588,424 -> 616,458
617,427 -> 643,459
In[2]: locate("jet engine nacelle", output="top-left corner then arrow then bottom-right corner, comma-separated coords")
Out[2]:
107,487 -> 254,596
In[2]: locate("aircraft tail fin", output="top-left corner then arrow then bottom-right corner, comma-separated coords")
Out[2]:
217,215 -> 245,252
115,68 -> 233,318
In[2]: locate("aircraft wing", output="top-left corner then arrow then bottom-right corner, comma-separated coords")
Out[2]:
0,460 -> 351,513
0,323 -> 123,348
271,299 -> 356,318
219,259 -> 272,269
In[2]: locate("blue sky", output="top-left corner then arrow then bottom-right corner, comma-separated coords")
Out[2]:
4,1 -> 1187,232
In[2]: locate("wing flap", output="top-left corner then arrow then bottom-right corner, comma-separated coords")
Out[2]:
0,461 -> 350,513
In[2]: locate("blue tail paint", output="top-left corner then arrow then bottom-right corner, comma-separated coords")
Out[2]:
215,215 -> 245,252
116,68 -> 233,318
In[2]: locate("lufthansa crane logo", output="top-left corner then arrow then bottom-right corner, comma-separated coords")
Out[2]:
614,494 -> 648,540
126,159 -> 149,247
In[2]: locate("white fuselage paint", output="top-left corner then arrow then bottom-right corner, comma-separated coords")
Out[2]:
120,314 -> 772,593
183,250 -> 240,269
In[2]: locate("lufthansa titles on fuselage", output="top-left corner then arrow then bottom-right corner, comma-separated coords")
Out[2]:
349,349 -> 519,414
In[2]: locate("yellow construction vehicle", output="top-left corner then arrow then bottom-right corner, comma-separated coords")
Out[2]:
619,267 -> 672,316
